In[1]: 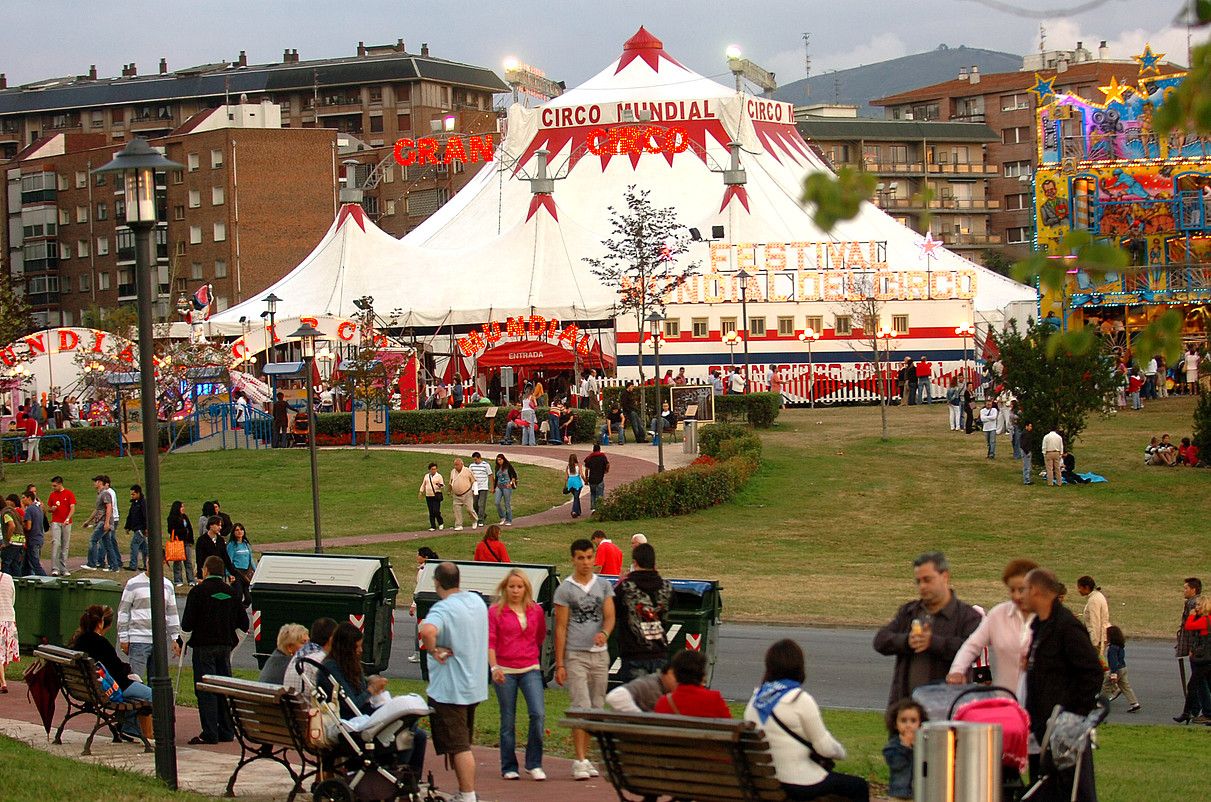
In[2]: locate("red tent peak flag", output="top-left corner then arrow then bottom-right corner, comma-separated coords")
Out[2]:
336,203 -> 367,232
615,27 -> 685,75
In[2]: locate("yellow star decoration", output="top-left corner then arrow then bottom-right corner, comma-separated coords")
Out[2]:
1098,75 -> 1130,105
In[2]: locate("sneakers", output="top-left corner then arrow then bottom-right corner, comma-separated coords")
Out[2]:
527,768 -> 546,781
438,524 -> 445,530
50,570 -> 60,576
1128,704 -> 1141,713
572,759 -> 592,781
407,653 -> 420,663
454,526 -> 464,531
504,520 -> 512,526
428,527 -> 436,532
61,571 -> 71,577
1109,690 -> 1123,702
84,564 -> 98,570
502,771 -> 520,780
586,760 -> 599,777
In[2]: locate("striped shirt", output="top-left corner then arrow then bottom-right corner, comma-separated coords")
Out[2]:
468,460 -> 492,492
117,573 -> 182,645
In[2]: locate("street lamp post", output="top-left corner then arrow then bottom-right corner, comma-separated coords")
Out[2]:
955,323 -> 975,386
290,321 -> 324,553
646,310 -> 666,473
735,269 -> 751,392
722,331 -> 740,371
797,328 -> 821,408
263,293 -> 280,364
876,328 -> 898,401
93,137 -> 182,788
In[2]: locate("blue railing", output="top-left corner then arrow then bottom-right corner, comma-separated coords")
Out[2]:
177,403 -> 273,451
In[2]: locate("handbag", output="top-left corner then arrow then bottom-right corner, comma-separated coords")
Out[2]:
94,663 -> 125,703
769,691 -> 836,773
299,659 -> 341,749
165,533 -> 186,563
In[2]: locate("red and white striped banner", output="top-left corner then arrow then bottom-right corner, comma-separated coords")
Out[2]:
251,610 -> 262,641
349,614 -> 366,631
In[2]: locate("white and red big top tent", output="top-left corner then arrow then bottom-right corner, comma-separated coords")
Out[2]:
213,27 -> 1035,332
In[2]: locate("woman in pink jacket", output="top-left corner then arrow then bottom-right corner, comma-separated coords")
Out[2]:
947,558 -> 1039,700
488,568 -> 548,781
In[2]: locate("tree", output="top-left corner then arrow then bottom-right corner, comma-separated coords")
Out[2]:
585,185 -> 699,426
1193,390 -> 1211,463
81,303 -> 139,337
997,318 -> 1121,447
336,311 -> 391,456
0,278 -> 34,345
834,275 -> 893,440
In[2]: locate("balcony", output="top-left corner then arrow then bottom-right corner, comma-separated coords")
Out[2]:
1056,132 -> 1211,163
928,162 -> 998,177
941,232 -> 1003,247
45,116 -> 82,131
118,284 -> 137,300
863,160 -> 926,176
930,197 -> 1001,212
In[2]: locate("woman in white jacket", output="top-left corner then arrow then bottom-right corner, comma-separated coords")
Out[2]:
743,639 -> 869,801
946,558 -> 1038,700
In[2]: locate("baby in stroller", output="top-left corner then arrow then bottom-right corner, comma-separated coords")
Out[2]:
303,622 -> 436,802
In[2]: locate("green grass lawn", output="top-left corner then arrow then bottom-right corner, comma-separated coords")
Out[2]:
345,396 -> 1209,638
0,449 -> 564,556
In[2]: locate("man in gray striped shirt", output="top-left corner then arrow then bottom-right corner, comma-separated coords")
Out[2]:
118,569 -> 182,679
468,452 -> 492,529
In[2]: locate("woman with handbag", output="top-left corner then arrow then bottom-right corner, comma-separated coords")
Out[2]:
474,525 -> 511,563
70,604 -> 153,740
493,454 -> 518,525
743,639 -> 868,801
226,523 -> 256,607
418,463 -> 445,531
166,500 -> 195,586
565,454 -> 585,518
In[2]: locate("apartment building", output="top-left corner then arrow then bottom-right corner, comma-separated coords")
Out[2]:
871,41 -> 1180,259
796,103 -> 999,264
4,103 -> 336,327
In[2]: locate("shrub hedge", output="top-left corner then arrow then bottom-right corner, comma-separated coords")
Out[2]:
313,407 -> 601,446
7,422 -> 193,460
595,421 -> 762,521
600,386 -> 781,428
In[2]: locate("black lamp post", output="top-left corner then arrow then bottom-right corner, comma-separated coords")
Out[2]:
736,268 -> 751,392
93,137 -> 182,788
290,321 -> 324,553
646,310 -> 666,473
263,293 -> 280,364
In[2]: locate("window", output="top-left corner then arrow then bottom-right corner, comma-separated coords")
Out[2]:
171,169 -> 183,184
385,199 -> 396,216
173,204 -> 185,220
892,314 -> 909,334
77,239 -> 90,257
1006,226 -> 1031,244
79,273 -> 91,292
76,205 -> 88,223
94,171 -> 106,186
370,115 -> 384,133
190,262 -> 203,280
95,236 -> 109,256
187,153 -> 199,172
214,259 -> 228,278
188,189 -> 200,208
174,241 -> 186,256
1003,160 -> 1032,179
75,171 -> 87,188
61,310 -> 73,326
834,315 -> 852,335
1000,93 -> 1030,111
57,174 -> 69,191
213,222 -> 226,241
95,202 -> 108,221
114,199 -> 125,219
692,317 -> 710,338
60,242 -> 71,259
210,149 -> 223,169
1004,193 -> 1030,212
748,317 -> 766,337
806,315 -> 824,335
720,317 -> 738,336
1001,126 -> 1030,145
212,186 -> 225,205
777,316 -> 795,336
663,319 -> 680,338
889,145 -> 908,164
189,225 -> 202,244
97,272 -> 111,291
369,87 -> 383,103
58,209 -> 70,225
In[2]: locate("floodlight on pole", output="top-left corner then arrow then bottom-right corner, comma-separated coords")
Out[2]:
736,269 -> 752,391
798,328 -> 821,408
289,321 -> 324,554
646,310 -> 667,473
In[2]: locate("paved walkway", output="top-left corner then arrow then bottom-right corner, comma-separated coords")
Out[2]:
0,678 -> 615,801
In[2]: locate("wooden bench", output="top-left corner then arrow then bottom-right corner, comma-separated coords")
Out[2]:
195,675 -> 320,801
562,709 -> 790,802
34,644 -> 152,756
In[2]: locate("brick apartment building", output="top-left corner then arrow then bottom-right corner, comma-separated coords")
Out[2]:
871,41 -> 1181,261
4,103 -> 337,327
796,103 -> 999,264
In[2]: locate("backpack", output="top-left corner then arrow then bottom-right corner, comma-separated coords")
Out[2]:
619,577 -> 671,650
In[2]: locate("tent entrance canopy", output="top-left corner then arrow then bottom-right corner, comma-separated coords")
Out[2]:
476,340 -> 612,370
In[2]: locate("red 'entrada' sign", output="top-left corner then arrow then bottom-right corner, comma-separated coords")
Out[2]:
393,135 -> 495,166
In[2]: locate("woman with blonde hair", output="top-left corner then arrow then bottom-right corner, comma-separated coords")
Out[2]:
488,568 -> 547,780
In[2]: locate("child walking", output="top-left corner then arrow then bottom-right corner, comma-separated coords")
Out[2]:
1103,625 -> 1141,713
883,699 -> 927,800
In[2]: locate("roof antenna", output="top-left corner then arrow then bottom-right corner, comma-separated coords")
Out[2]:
1039,23 -> 1046,53
833,72 -> 841,103
802,32 -> 812,100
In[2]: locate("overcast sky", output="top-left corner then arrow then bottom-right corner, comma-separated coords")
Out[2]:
2,0 -> 1200,87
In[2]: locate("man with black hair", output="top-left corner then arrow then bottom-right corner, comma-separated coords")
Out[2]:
1076,576 -> 1110,655
621,382 -> 646,444
584,444 -> 610,511
181,555 -> 249,744
605,662 -> 676,713
20,491 -> 46,576
614,542 -> 671,683
418,562 -> 488,802
1,494 -> 25,575
1177,577 -> 1207,718
47,475 -> 76,577
272,391 -> 289,448
653,650 -> 729,718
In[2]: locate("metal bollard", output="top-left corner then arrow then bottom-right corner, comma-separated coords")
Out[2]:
914,720 -> 1002,802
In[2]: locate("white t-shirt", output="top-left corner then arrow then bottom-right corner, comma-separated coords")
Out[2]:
728,372 -> 746,393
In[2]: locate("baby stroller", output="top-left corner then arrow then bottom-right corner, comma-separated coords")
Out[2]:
1022,702 -> 1110,802
913,683 -> 1032,801
298,658 -> 438,802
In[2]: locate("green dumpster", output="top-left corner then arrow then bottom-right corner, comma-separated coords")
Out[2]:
12,576 -> 60,652
604,576 -> 723,687
57,577 -> 123,647
250,553 -> 399,674
413,560 -> 560,683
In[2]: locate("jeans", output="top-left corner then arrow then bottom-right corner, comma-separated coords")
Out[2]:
547,415 -> 562,443
1,544 -> 24,575
494,486 -> 513,523
425,496 -> 444,529
569,486 -> 582,517
1130,391 -> 1142,410
627,410 -> 646,443
473,490 -> 489,523
172,543 -> 195,584
50,522 -> 71,574
600,422 -> 625,444
1012,428 -> 1022,460
521,410 -> 537,446
89,523 -> 121,569
127,530 -> 148,570
1022,452 -> 1033,484
589,481 -> 605,510
127,642 -> 154,680
618,657 -> 665,684
502,421 -> 519,443
22,541 -> 46,576
948,404 -> 962,430
118,680 -> 153,737
494,669 -> 545,774
917,378 -> 932,404
985,430 -> 996,458
192,644 -> 235,741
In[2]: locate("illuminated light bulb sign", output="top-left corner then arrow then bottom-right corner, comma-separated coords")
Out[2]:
392,135 -> 495,167
586,126 -> 690,157
457,314 -> 594,357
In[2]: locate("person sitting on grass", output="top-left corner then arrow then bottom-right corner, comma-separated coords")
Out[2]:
1062,451 -> 1091,484
1178,437 -> 1200,467
883,699 -> 927,801
1155,434 -> 1179,466
653,650 -> 730,718
1144,436 -> 1164,466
